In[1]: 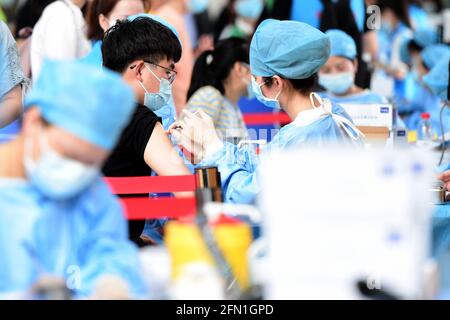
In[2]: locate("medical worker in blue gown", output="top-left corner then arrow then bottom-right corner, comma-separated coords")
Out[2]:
318,29 -> 405,128
0,60 -> 146,298
404,44 -> 450,134
319,29 -> 388,105
169,19 -> 364,205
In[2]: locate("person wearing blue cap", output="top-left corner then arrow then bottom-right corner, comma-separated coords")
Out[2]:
319,29 -> 388,105
397,28 -> 439,123
0,60 -> 146,298
423,58 -> 450,102
374,0 -> 413,111
101,16 -> 192,246
403,45 -> 450,134
169,19 -> 364,204
399,27 -> 438,66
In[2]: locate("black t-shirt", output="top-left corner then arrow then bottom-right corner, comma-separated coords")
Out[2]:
103,104 -> 160,177
102,104 -> 161,247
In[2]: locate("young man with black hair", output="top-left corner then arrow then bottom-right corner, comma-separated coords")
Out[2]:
101,16 -> 191,247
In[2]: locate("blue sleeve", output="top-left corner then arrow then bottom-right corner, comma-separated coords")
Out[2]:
75,181 -> 147,298
200,142 -> 260,204
433,204 -> 450,258
154,97 -> 177,131
0,21 -> 24,98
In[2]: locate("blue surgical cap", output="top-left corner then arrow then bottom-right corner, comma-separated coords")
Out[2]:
421,44 -> 450,70
128,13 -> 181,47
415,28 -> 439,48
423,59 -> 449,101
250,19 -> 330,79
326,29 -> 357,60
25,60 -> 135,150
400,28 -> 439,65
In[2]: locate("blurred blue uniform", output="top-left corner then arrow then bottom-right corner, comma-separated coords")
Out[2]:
377,22 -> 413,108
200,103 -> 360,204
433,204 -> 450,258
409,4 -> 432,29
81,40 -> 103,67
0,177 -> 146,298
0,60 -> 145,297
403,86 -> 449,135
290,0 -> 365,32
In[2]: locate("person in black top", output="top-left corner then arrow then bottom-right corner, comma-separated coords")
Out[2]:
102,17 -> 192,247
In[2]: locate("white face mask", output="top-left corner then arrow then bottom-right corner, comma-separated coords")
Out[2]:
24,131 -> 99,200
318,72 -> 355,95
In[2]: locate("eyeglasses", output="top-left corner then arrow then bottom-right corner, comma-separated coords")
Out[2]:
130,61 -> 177,84
251,75 -> 270,88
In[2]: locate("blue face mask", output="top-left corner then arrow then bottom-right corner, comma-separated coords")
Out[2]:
318,72 -> 354,95
251,77 -> 281,109
140,64 -> 172,112
188,0 -> 208,14
235,0 -> 264,20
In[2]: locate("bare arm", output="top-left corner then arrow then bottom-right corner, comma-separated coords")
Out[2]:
0,85 -> 22,128
143,122 -> 193,197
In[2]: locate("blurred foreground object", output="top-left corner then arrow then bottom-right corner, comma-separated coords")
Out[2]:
259,147 -> 436,299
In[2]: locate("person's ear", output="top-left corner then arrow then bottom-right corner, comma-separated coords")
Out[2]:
272,76 -> 284,91
98,14 -> 110,33
231,62 -> 244,78
131,61 -> 145,82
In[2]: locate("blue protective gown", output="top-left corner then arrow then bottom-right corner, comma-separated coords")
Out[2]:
0,177 -> 146,298
377,23 -> 413,109
80,40 -> 103,67
290,0 -> 365,32
199,103 -> 362,204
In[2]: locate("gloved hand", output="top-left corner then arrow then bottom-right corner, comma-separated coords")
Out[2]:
168,110 -> 224,163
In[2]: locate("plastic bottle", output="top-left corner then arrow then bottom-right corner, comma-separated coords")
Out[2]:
418,112 -> 434,142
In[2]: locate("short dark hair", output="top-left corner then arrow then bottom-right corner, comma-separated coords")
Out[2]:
102,17 -> 182,73
263,74 -> 318,96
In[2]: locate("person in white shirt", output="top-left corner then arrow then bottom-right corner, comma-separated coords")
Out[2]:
30,0 -> 91,81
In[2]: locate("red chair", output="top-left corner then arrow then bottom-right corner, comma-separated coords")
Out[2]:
105,175 -> 197,220
243,112 -> 291,126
